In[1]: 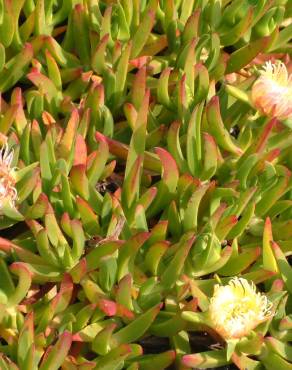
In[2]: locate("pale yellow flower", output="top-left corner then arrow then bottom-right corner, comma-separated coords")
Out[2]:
209,278 -> 272,339
0,144 -> 17,211
251,61 -> 292,121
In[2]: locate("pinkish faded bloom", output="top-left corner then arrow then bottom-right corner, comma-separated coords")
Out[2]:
208,278 -> 272,340
0,144 -> 17,212
251,61 -> 292,121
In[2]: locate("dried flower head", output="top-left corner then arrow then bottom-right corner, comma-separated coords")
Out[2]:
0,144 -> 17,211
209,278 -> 272,339
251,61 -> 292,121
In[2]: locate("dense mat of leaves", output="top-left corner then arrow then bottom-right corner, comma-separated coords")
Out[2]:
0,0 -> 292,369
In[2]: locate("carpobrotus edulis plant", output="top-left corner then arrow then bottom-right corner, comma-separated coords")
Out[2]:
0,1 -> 292,369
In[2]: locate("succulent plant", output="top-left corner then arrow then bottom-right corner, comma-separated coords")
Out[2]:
0,0 -> 292,369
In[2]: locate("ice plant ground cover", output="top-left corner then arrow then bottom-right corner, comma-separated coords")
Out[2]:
0,1 -> 292,370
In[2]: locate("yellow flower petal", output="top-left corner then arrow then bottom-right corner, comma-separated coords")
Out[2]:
251,61 -> 292,121
209,277 -> 272,339
0,144 -> 17,212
